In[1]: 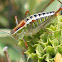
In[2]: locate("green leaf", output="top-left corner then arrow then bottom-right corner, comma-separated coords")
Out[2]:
45,46 -> 55,56
57,46 -> 62,54
36,43 -> 44,57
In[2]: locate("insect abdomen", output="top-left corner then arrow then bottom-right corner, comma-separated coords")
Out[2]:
26,11 -> 55,28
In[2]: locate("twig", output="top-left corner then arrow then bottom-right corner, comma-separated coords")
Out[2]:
3,46 -> 11,62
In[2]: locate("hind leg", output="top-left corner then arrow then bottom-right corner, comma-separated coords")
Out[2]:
22,38 -> 28,55
57,0 -> 62,4
41,7 -> 62,33
40,0 -> 54,12
55,7 -> 62,15
25,10 -> 30,16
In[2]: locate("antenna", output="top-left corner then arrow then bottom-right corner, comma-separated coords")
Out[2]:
0,30 -> 10,34
58,0 -> 62,4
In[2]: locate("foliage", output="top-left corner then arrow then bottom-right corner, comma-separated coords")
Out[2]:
0,0 -> 62,62
19,16 -> 62,62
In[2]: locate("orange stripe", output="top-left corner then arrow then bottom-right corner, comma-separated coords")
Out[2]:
13,20 -> 26,31
24,42 -> 28,47
31,20 -> 36,23
19,20 -> 26,27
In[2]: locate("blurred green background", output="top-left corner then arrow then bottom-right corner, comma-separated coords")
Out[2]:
0,0 -> 62,62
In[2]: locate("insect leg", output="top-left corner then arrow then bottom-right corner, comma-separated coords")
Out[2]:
24,10 -> 30,19
57,0 -> 62,4
25,10 -> 30,16
40,0 -> 54,12
41,24 -> 53,33
22,38 -> 28,55
41,7 -> 62,33
15,16 -> 19,25
44,7 -> 62,23
23,38 -> 28,47
54,7 -> 62,15
30,20 -> 36,28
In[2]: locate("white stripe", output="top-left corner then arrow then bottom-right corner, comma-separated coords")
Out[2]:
26,12 -> 55,24
13,12 -> 55,34
13,25 -> 26,34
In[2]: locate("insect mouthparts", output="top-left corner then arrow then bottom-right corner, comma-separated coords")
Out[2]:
11,30 -> 15,35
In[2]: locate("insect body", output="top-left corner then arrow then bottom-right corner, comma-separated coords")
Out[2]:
0,0 -> 62,60
11,11 -> 55,35
10,11 -> 56,47
10,0 -> 62,47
